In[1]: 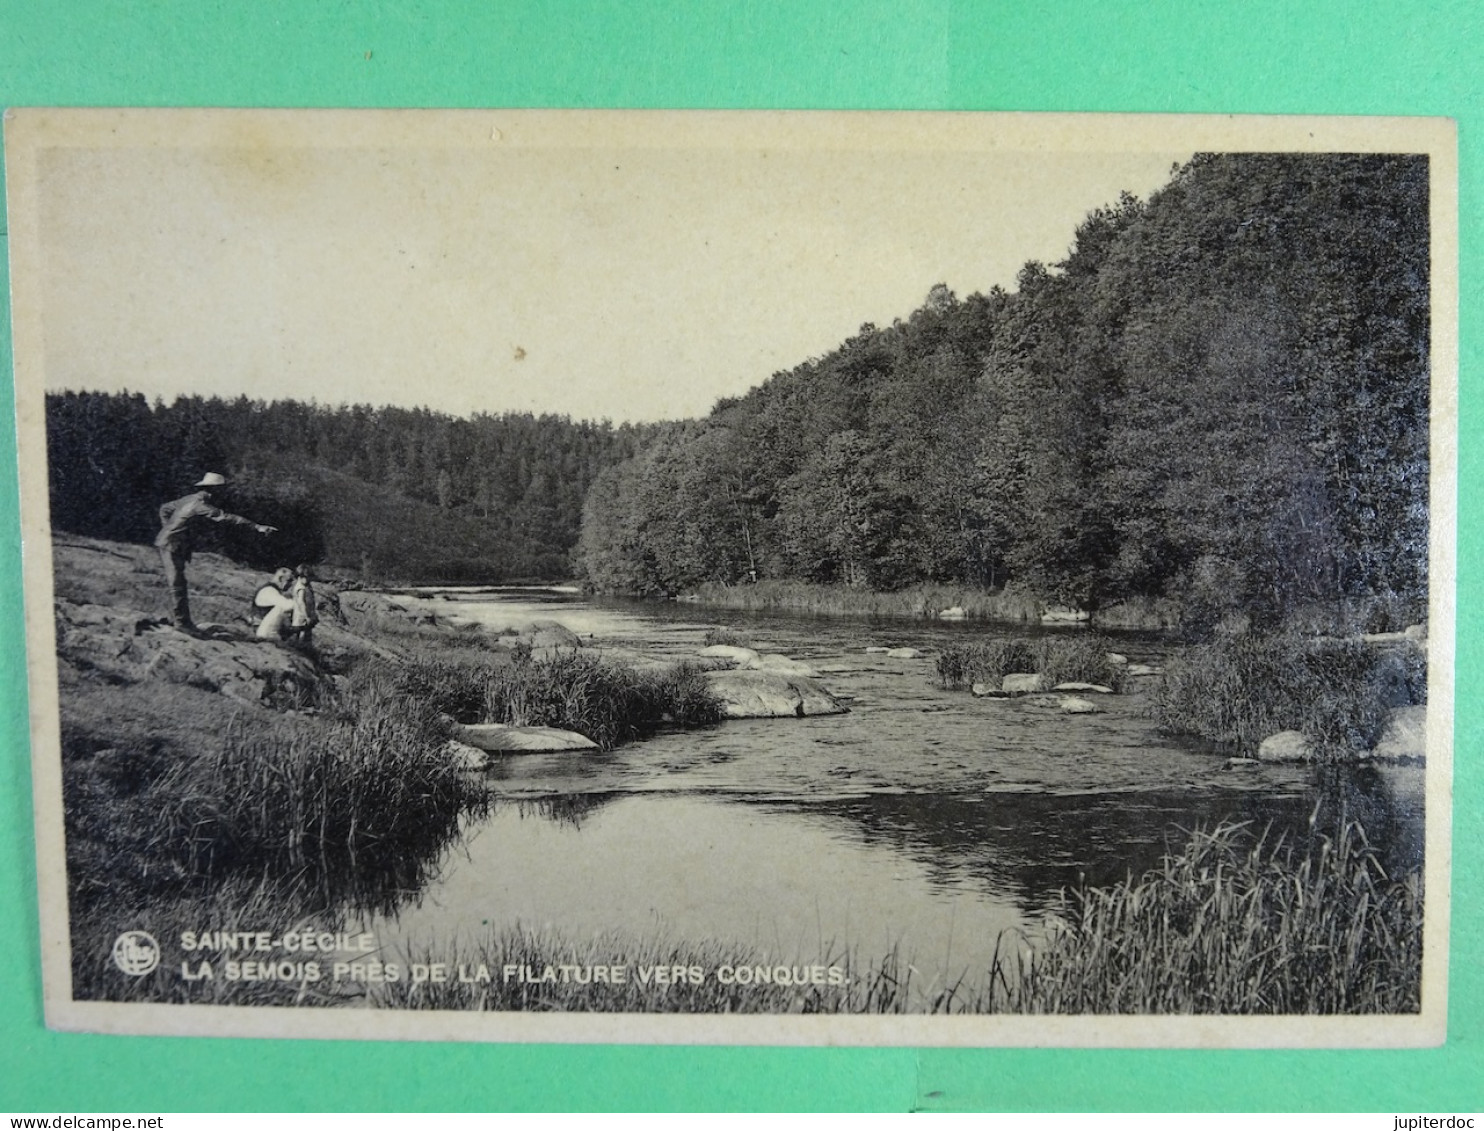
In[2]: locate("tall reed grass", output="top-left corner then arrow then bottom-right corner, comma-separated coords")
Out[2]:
997,817 -> 1422,1013
151,686 -> 484,909
63,669 -> 490,1003
1150,632 -> 1424,757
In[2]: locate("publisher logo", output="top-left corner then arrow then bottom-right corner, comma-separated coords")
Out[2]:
112,931 -> 160,976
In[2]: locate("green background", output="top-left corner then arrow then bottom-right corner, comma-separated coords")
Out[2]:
0,0 -> 1478,1113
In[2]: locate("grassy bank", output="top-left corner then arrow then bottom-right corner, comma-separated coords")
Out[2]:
64,670 -> 489,999
1150,631 -> 1426,758
688,579 -> 1045,622
936,635 -> 1128,693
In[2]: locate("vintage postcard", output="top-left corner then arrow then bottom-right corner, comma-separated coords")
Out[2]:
6,108 -> 1456,1045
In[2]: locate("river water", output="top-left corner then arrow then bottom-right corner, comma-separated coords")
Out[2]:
363,587 -> 1425,993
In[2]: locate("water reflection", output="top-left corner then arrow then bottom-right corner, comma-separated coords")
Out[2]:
369,793 -> 1031,975
515,792 -> 615,830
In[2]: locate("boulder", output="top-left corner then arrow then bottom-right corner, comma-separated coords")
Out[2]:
1361,631 -> 1411,646
1001,672 -> 1045,695
1041,606 -> 1089,624
55,600 -> 331,709
1106,653 -> 1129,665
1052,682 -> 1114,694
938,606 -> 967,620
1257,730 -> 1313,763
745,653 -> 820,677
1125,663 -> 1164,678
507,620 -> 583,650
970,682 -> 1010,698
444,739 -> 491,770
456,723 -> 599,753
886,647 -> 924,659
1060,696 -> 1100,714
704,669 -> 847,719
700,644 -> 762,666
1370,703 -> 1427,760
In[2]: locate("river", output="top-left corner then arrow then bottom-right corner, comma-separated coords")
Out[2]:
360,586 -> 1425,997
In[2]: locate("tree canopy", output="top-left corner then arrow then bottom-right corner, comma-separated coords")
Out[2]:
46,392 -> 660,582
577,153 -> 1430,628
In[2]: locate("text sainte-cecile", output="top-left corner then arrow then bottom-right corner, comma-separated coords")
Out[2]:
179,929 -> 376,954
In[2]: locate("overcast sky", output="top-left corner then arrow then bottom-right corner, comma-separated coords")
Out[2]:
25,111 -> 1187,423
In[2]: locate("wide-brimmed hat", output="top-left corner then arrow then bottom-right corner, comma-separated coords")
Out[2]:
194,472 -> 228,487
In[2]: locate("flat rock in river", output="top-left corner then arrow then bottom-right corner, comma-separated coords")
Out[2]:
1257,730 -> 1313,763
456,723 -> 599,753
705,669 -> 847,718
745,653 -> 820,677
700,644 -> 761,666
1001,672 -> 1046,694
444,738 -> 491,770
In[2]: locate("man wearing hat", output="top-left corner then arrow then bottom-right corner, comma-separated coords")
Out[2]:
156,473 -> 277,633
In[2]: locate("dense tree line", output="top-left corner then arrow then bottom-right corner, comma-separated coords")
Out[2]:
45,393 -> 661,581
577,154 -> 1430,629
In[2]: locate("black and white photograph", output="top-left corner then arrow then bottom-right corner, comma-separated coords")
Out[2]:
6,109 -> 1456,1045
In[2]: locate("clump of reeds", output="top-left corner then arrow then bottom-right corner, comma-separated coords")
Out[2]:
367,654 -> 491,722
483,651 -> 724,750
1034,634 -> 1127,692
1150,632 -> 1421,757
377,647 -> 725,750
997,817 -> 1423,1014
690,580 -> 1044,622
148,686 -> 484,906
936,639 -> 1037,690
935,635 -> 1124,692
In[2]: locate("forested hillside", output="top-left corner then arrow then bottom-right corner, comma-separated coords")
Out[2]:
45,394 -> 663,582
577,153 -> 1430,632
